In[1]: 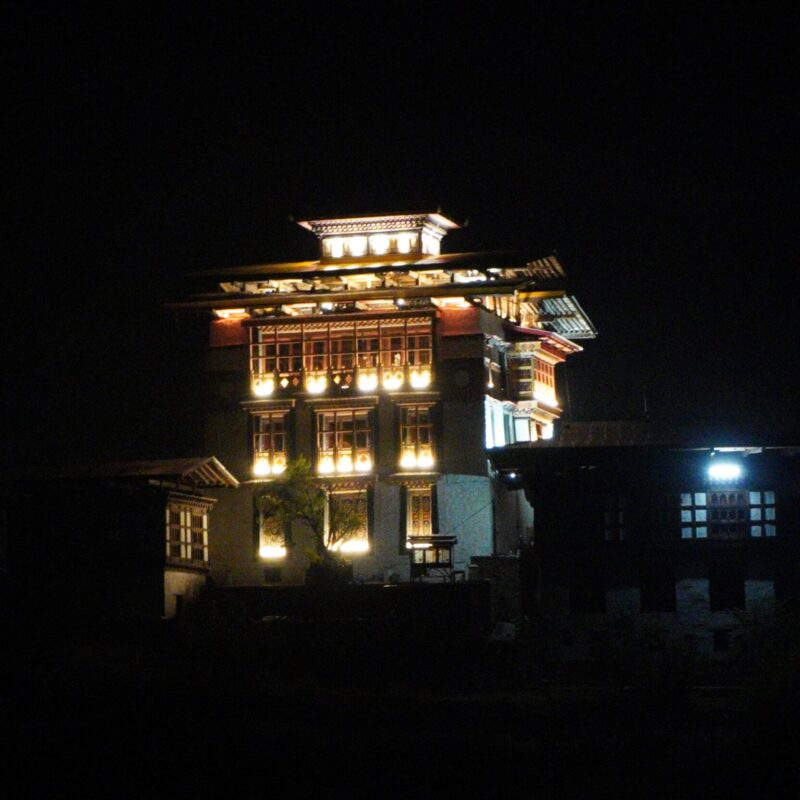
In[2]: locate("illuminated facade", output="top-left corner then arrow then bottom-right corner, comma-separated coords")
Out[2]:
175,212 -> 595,583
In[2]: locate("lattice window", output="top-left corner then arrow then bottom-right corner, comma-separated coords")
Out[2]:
317,409 -> 373,474
407,488 -> 433,540
506,357 -> 534,400
708,490 -> 748,539
252,412 -> 288,477
356,325 -> 380,368
533,358 -> 556,404
165,502 -> 208,564
406,326 -> 432,367
680,492 -> 709,539
251,319 -> 433,386
747,490 -> 777,537
399,405 -> 435,470
679,489 -> 776,540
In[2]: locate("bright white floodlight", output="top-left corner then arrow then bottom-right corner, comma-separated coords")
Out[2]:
708,461 -> 742,481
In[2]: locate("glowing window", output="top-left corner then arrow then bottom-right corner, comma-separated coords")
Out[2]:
399,405 -> 435,470
348,236 -> 367,256
407,487 -> 433,540
369,234 -> 390,255
166,501 -> 208,563
316,409 -> 372,474
258,512 -> 286,560
327,490 -> 369,553
252,412 -> 289,477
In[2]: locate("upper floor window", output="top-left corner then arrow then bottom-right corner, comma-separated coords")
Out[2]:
250,318 -> 433,395
533,358 -> 557,405
680,492 -> 709,539
317,409 -> 373,475
252,411 -> 288,477
166,501 -> 208,564
399,405 -> 435,470
322,232 -> 420,259
407,487 -> 433,541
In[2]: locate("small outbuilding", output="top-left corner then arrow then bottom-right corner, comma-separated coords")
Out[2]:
0,457 -> 238,625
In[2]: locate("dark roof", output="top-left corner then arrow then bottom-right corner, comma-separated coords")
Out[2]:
186,251 -> 561,281
2,457 -> 240,488
511,420 -> 800,449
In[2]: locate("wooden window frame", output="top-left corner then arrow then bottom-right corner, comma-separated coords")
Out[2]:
316,408 -> 373,473
166,501 -> 209,565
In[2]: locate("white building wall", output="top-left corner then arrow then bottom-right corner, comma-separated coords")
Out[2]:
437,474 -> 494,573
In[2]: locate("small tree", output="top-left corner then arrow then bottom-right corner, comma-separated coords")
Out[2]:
255,457 -> 363,565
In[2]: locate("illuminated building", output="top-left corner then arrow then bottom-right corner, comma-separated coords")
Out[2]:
172,212 -> 595,583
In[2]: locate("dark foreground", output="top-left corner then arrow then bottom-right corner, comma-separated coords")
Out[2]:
3,615 -> 799,799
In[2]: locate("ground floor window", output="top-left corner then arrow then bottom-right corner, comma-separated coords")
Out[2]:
407,487 -> 433,541
258,512 -> 287,559
327,489 -> 369,554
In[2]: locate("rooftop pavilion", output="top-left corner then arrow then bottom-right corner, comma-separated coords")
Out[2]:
297,212 -> 461,260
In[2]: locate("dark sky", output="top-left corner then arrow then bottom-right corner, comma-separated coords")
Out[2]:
5,3 -> 797,465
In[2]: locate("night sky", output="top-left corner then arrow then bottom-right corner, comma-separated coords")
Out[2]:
5,4 -> 797,467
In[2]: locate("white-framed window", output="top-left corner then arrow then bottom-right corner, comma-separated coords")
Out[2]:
680,492 -> 709,539
747,490 -> 777,537
679,489 -> 777,539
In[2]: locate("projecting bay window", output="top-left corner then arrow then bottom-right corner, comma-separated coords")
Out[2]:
252,412 -> 288,477
327,489 -> 370,553
507,357 -> 531,401
166,501 -> 209,564
316,409 -> 373,475
399,405 -> 435,470
250,318 -> 432,396
249,327 -> 303,395
533,357 -> 557,405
